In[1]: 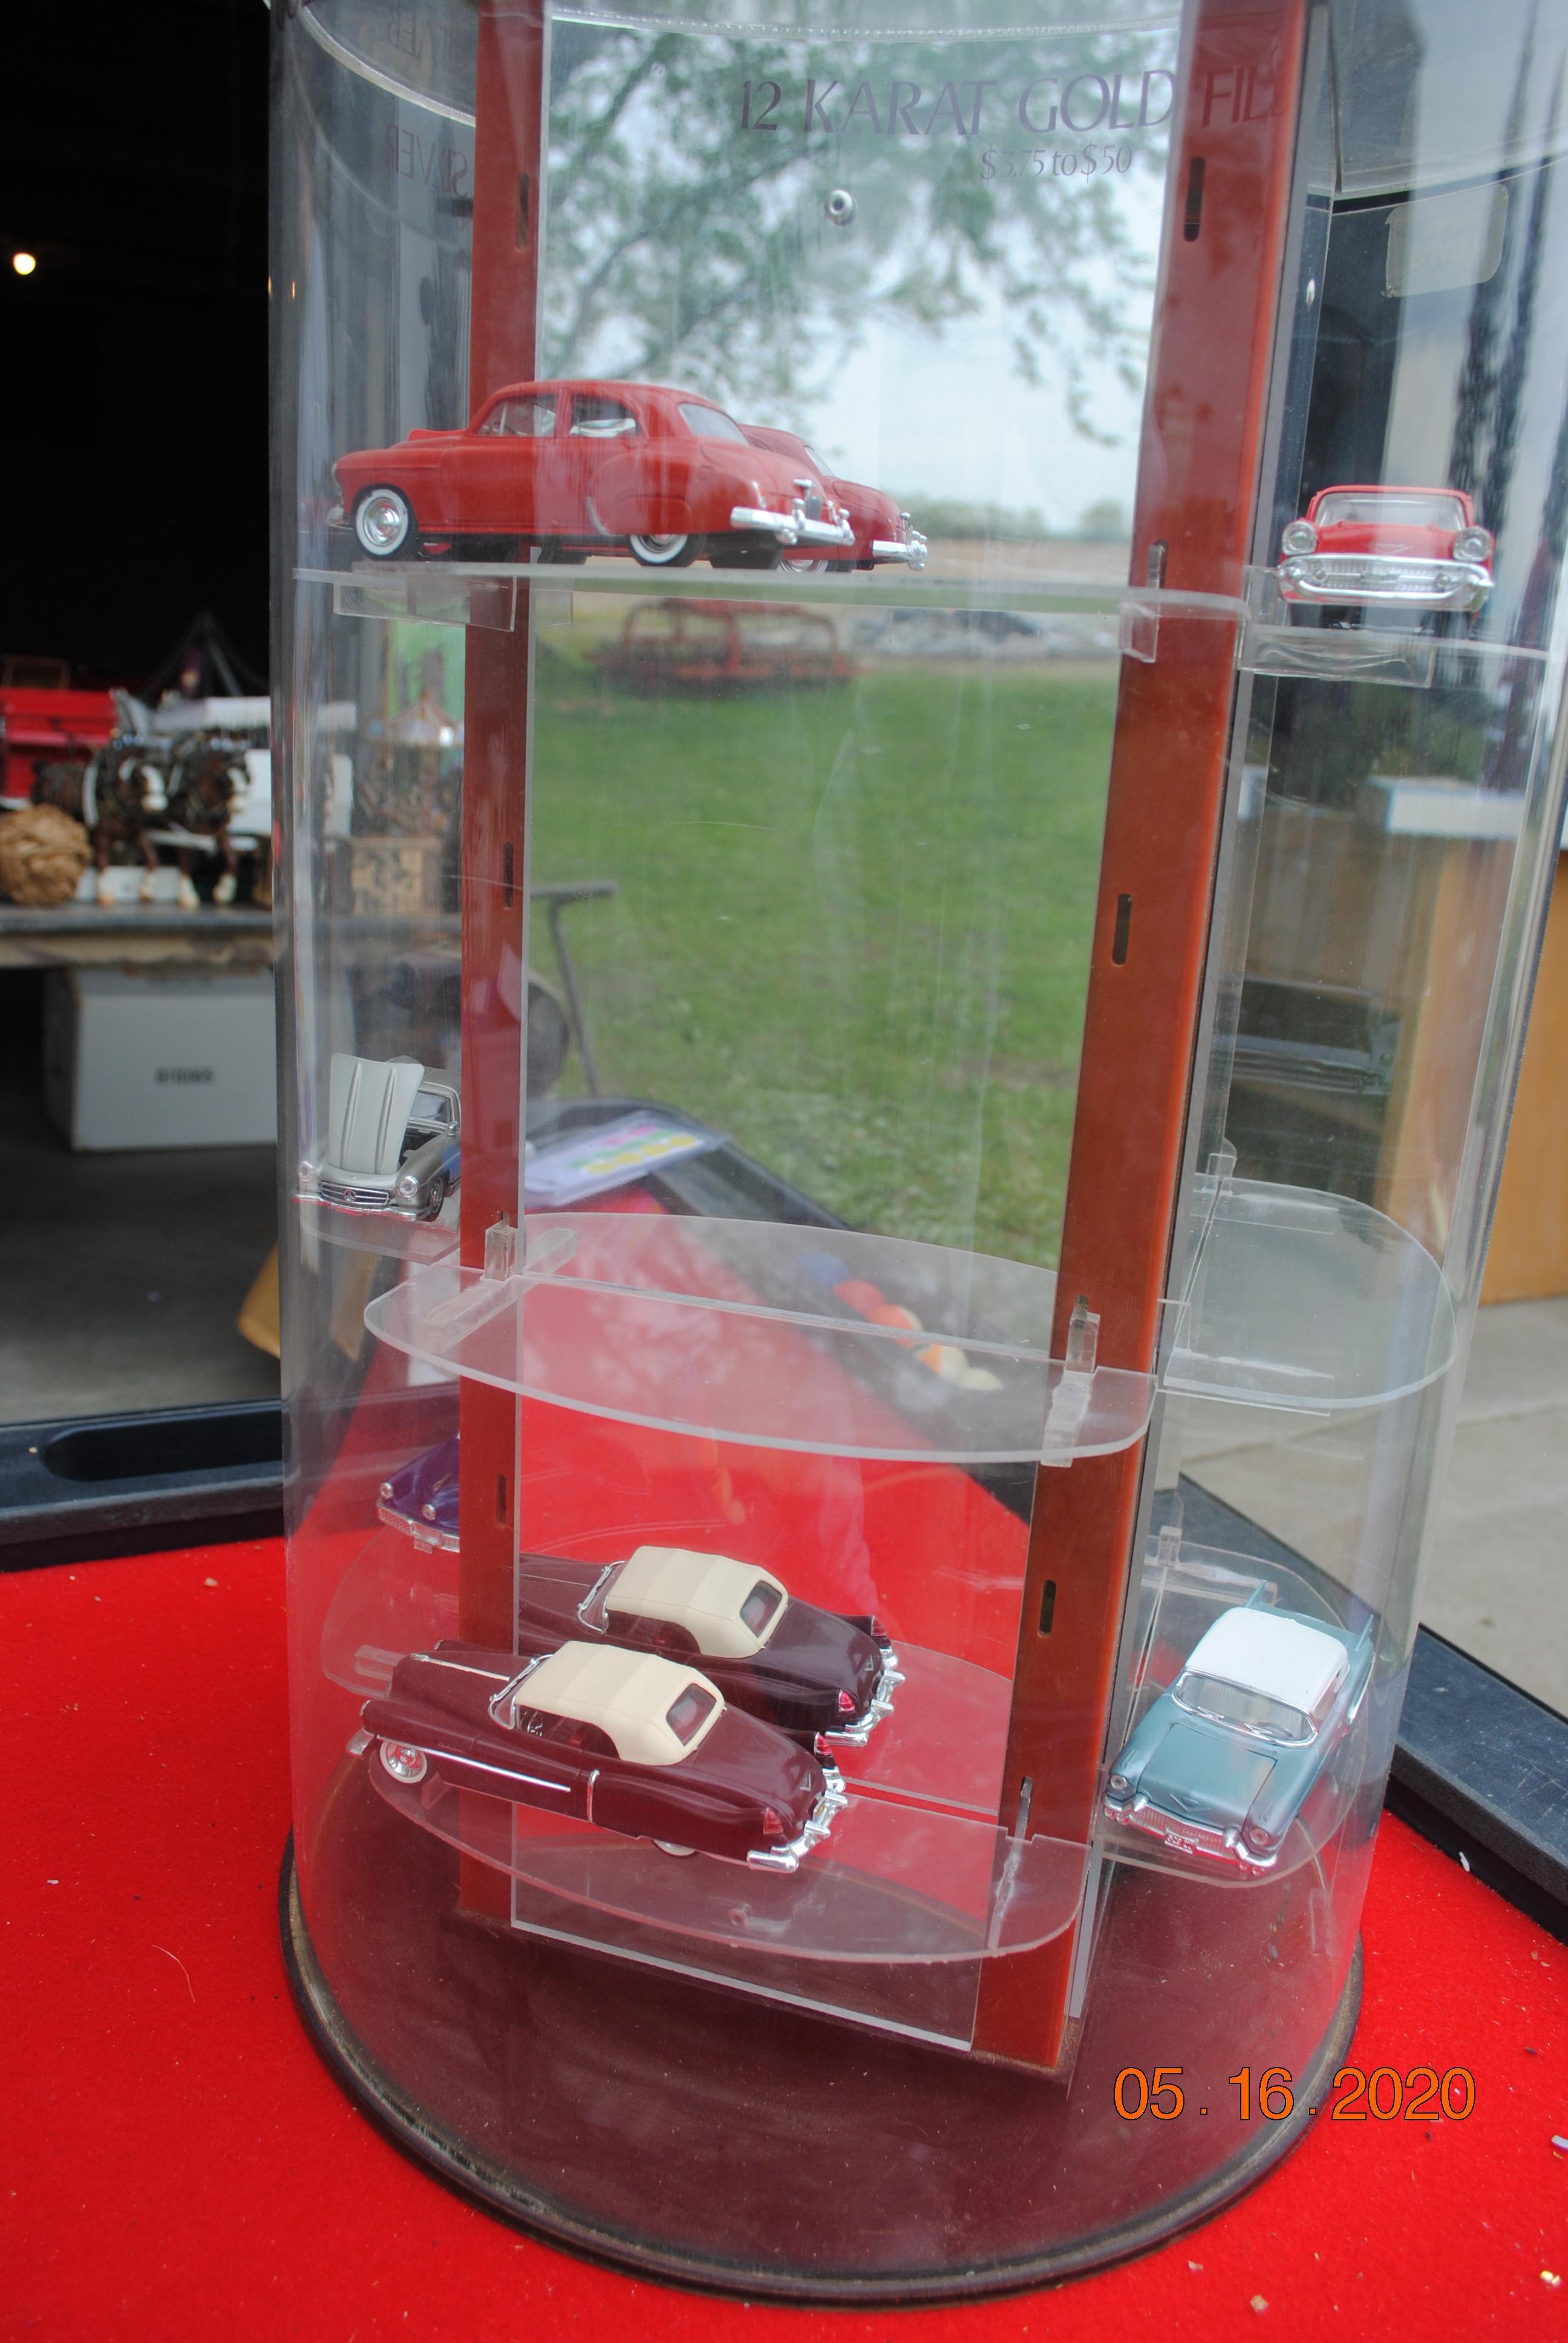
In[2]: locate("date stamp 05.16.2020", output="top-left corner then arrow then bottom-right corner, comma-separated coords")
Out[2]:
1113,2065 -> 1477,2123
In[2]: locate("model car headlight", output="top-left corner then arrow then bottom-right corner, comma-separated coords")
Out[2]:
396,1172 -> 420,1200
379,1479 -> 394,1500
1243,1822 -> 1276,1850
1453,525 -> 1494,561
1108,1772 -> 1131,1796
1281,519 -> 1317,556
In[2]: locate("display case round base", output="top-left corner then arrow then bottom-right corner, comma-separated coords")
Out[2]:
279,1769 -> 1364,2304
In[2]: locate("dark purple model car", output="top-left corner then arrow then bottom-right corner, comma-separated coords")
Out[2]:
352,1637 -> 846,1870
512,1544 -> 900,1749
377,1434 -> 460,1552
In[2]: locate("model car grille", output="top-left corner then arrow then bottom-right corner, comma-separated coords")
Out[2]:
1279,552 -> 1489,609
320,1181 -> 395,1208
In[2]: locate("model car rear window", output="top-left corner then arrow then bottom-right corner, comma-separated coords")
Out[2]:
1174,1672 -> 1312,1745
665,1684 -> 717,1745
679,402 -> 749,444
479,395 -> 558,437
570,395 -> 638,438
1314,490 -> 1465,529
739,1581 -> 783,1635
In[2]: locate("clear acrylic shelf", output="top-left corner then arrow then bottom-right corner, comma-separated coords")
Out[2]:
356,1182 -> 1455,1450
361,1214 -> 1158,1466
1236,564 -> 1563,687
297,1194 -> 459,1265
1166,1178 -> 1457,1411
298,559 -> 1246,633
366,1762 -> 1086,1966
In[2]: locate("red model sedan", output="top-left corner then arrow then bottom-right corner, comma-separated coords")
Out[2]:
333,381 -> 855,571
740,425 -> 927,572
1277,484 -> 1494,611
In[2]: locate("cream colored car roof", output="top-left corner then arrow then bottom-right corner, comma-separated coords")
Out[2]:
519,1639 -> 721,1766
613,1547 -> 788,1659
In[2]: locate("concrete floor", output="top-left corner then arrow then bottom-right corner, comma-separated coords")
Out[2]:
0,986 -> 279,1423
1419,1296 -> 1568,1713
1181,1295 -> 1568,1719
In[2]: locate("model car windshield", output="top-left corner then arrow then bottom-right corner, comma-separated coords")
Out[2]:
679,402 -> 749,444
478,395 -> 557,436
739,1581 -> 783,1636
411,1089 -> 452,1124
1172,1671 -> 1312,1744
665,1683 -> 717,1745
1314,490 -> 1466,529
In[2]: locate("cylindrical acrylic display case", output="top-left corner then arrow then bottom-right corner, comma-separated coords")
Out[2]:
274,0 -> 1568,2295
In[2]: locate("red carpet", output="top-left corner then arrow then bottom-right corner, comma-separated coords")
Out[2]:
4,1534 -> 1566,2341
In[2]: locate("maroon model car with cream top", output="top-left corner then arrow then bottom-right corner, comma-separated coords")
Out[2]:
512,1544 -> 901,1748
353,1637 -> 847,1870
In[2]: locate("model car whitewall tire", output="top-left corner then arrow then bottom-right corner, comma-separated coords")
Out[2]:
628,532 -> 693,566
379,1739 -> 430,1784
354,488 -> 414,559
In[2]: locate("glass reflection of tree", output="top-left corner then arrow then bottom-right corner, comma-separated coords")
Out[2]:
543,24 -> 1171,434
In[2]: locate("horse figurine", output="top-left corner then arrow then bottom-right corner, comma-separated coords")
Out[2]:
33,741 -> 171,904
162,736 -> 247,907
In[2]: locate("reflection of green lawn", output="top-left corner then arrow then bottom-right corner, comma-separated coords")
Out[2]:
529,648 -> 1115,1268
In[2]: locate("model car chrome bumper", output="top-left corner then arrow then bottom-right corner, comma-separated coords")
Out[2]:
1106,1795 -> 1276,1872
303,1179 -> 422,1218
729,503 -> 856,549
374,1497 -> 461,1553
746,1761 -> 849,1872
871,531 -> 929,570
1277,551 -> 1491,611
823,1649 -> 904,1747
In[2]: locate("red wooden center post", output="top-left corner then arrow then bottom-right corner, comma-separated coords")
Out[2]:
975,0 -> 1312,2071
457,0 -> 546,1921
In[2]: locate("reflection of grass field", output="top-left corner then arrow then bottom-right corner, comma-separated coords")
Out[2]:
529,638 -> 1115,1267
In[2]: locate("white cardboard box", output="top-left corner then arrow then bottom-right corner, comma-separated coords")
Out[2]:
43,969 -> 278,1150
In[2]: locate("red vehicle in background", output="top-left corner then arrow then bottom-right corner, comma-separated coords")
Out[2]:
1277,484 -> 1494,611
593,600 -> 850,694
0,670 -> 117,803
740,425 -> 927,574
333,380 -> 855,571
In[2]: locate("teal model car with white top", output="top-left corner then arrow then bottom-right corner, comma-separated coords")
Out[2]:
1103,1598 -> 1374,1873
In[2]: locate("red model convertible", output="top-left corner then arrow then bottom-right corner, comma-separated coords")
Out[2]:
334,381 -> 855,571
1277,485 -> 1494,611
741,425 -> 927,573
353,1637 -> 847,1870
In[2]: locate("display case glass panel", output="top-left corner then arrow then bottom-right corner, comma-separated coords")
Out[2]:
275,0 -> 1568,2293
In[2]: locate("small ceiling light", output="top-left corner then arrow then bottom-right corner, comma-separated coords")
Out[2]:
12,252 -> 37,277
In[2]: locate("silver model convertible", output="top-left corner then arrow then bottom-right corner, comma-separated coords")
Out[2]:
298,1053 -> 461,1221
